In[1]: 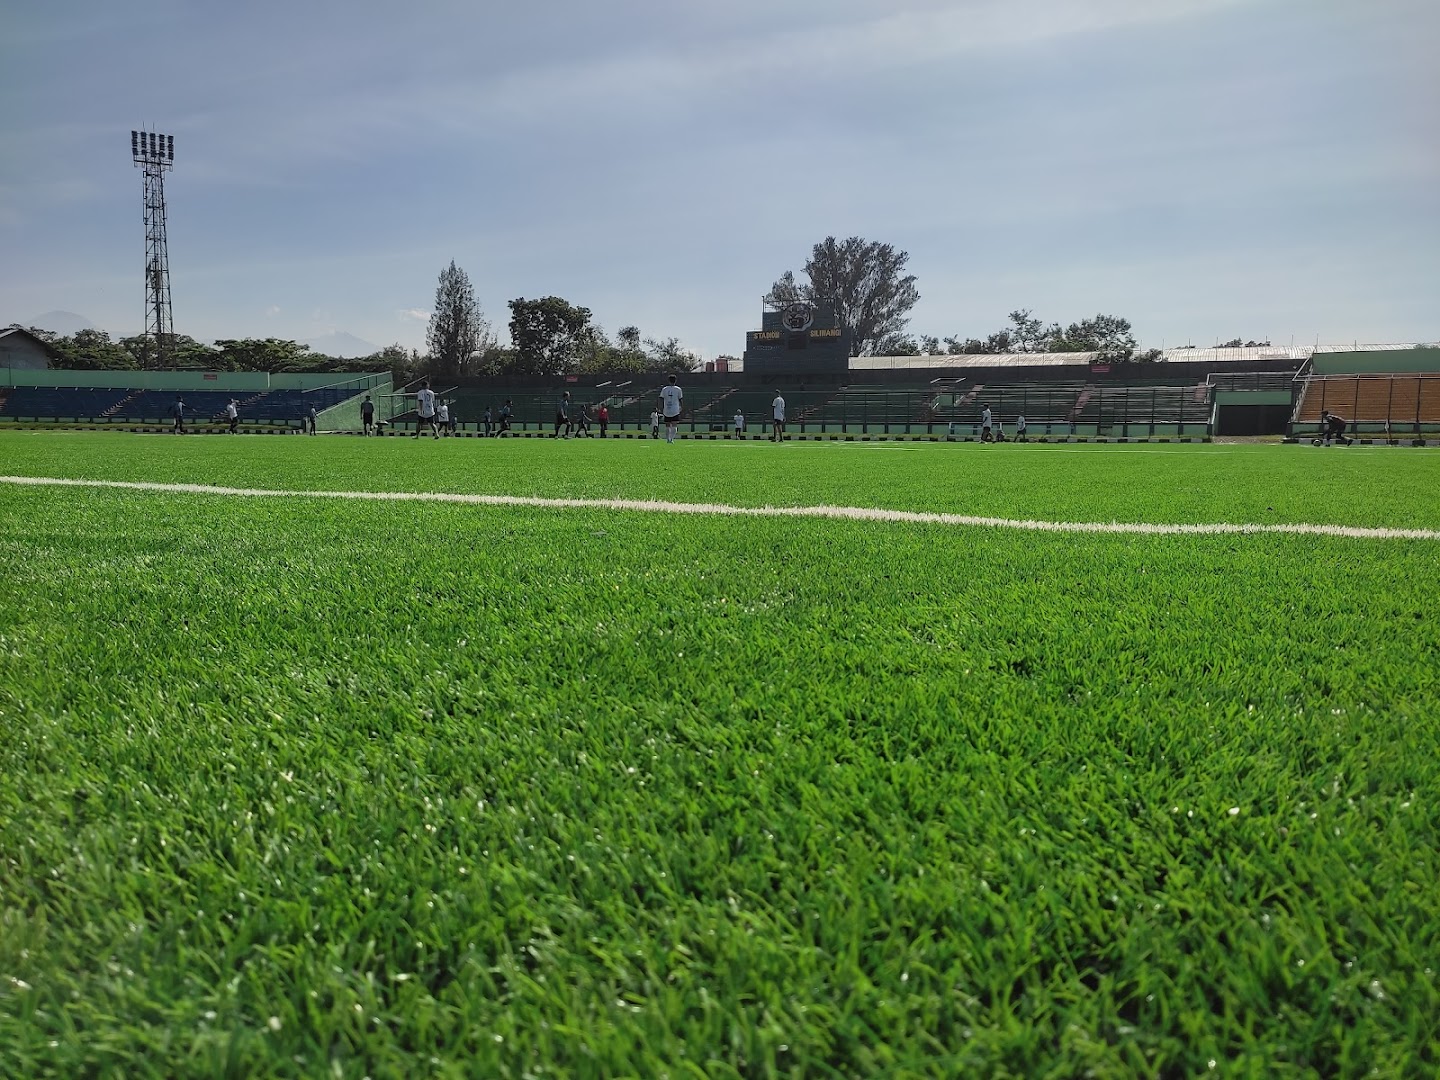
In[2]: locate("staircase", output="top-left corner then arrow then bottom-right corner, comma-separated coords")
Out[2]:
100,388 -> 145,418
1068,386 -> 1096,423
695,387 -> 739,417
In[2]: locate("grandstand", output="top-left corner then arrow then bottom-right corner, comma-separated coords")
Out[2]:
385,378 -> 1214,437
10,343 -> 1433,440
1292,374 -> 1440,437
0,373 -> 388,428
1287,347 -> 1440,440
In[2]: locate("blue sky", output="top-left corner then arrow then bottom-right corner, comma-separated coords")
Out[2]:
2,0 -> 1436,357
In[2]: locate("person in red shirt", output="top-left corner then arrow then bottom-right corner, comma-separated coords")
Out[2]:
597,403 -> 609,438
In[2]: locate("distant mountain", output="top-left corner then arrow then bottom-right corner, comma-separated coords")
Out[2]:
22,310 -> 97,336
301,331 -> 379,358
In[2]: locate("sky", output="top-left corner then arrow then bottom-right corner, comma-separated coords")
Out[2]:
2,0 -> 1437,358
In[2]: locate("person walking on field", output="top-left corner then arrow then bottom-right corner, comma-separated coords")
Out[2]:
1015,414 -> 1027,442
171,396 -> 186,434
554,391 -> 573,438
415,381 -> 439,439
734,411 -> 745,438
361,395 -> 376,435
482,406 -> 493,437
649,407 -> 661,439
771,391 -> 786,442
225,399 -> 239,434
980,404 -> 993,443
659,375 -> 683,443
436,401 -> 450,436
597,403 -> 609,438
499,400 -> 513,433
307,404 -> 319,435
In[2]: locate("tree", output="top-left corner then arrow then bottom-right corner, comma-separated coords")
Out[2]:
122,333 -> 215,370
768,236 -> 920,356
574,325 -> 613,374
1005,309 -> 1062,354
427,260 -> 491,378
1050,314 -> 1138,363
47,329 -> 139,369
873,333 -> 919,355
211,338 -> 316,372
643,336 -> 702,373
508,296 -> 594,376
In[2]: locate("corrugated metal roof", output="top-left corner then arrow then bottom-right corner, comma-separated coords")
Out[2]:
728,343 -> 1434,372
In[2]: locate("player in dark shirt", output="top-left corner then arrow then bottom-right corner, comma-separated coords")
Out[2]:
1320,410 -> 1352,446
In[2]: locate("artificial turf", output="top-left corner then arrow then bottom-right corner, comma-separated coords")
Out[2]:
1,433 -> 1437,1077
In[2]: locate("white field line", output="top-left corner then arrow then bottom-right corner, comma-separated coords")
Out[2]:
2,474 -> 1437,541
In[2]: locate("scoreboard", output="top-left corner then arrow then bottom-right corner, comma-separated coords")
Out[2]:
742,301 -> 851,374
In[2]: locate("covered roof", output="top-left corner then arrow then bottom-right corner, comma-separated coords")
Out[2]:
0,327 -> 63,358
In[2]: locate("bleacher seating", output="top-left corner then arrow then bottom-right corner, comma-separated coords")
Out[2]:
0,384 -> 364,423
1295,375 -> 1440,430
0,387 -> 130,419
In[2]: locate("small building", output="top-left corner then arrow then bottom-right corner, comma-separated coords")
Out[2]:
0,327 -> 59,371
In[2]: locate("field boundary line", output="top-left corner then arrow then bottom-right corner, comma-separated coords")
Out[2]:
2,474 -> 1437,541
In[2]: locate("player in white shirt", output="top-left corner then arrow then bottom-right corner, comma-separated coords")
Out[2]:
415,381 -> 439,439
649,408 -> 660,439
980,405 -> 993,443
733,411 -> 744,437
771,392 -> 786,442
1015,414 -> 1027,442
225,400 -> 239,434
658,376 -> 683,443
437,402 -> 450,436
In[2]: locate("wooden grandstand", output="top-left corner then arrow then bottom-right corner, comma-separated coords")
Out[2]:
1292,374 -> 1440,435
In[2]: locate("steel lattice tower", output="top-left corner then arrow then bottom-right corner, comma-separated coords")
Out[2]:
131,130 -> 175,368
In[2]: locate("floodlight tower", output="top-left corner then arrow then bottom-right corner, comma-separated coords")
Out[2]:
130,130 -> 176,368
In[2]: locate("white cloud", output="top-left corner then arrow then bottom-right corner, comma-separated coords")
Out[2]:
399,308 -> 431,322
264,305 -> 281,316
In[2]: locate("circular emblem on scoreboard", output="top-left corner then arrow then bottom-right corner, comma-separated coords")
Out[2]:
781,303 -> 814,332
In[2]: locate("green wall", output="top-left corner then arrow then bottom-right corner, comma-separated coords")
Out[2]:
1214,390 -> 1291,406
1311,349 -> 1440,375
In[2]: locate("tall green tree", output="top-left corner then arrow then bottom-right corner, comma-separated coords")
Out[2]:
1051,314 -> 1138,362
211,338 -> 315,372
507,296 -> 594,376
427,260 -> 491,378
643,336 -> 702,373
767,236 -> 920,356
46,329 -> 139,369
121,333 -> 215,370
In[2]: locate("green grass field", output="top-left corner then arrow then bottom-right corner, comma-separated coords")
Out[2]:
2,432 -> 1438,1077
